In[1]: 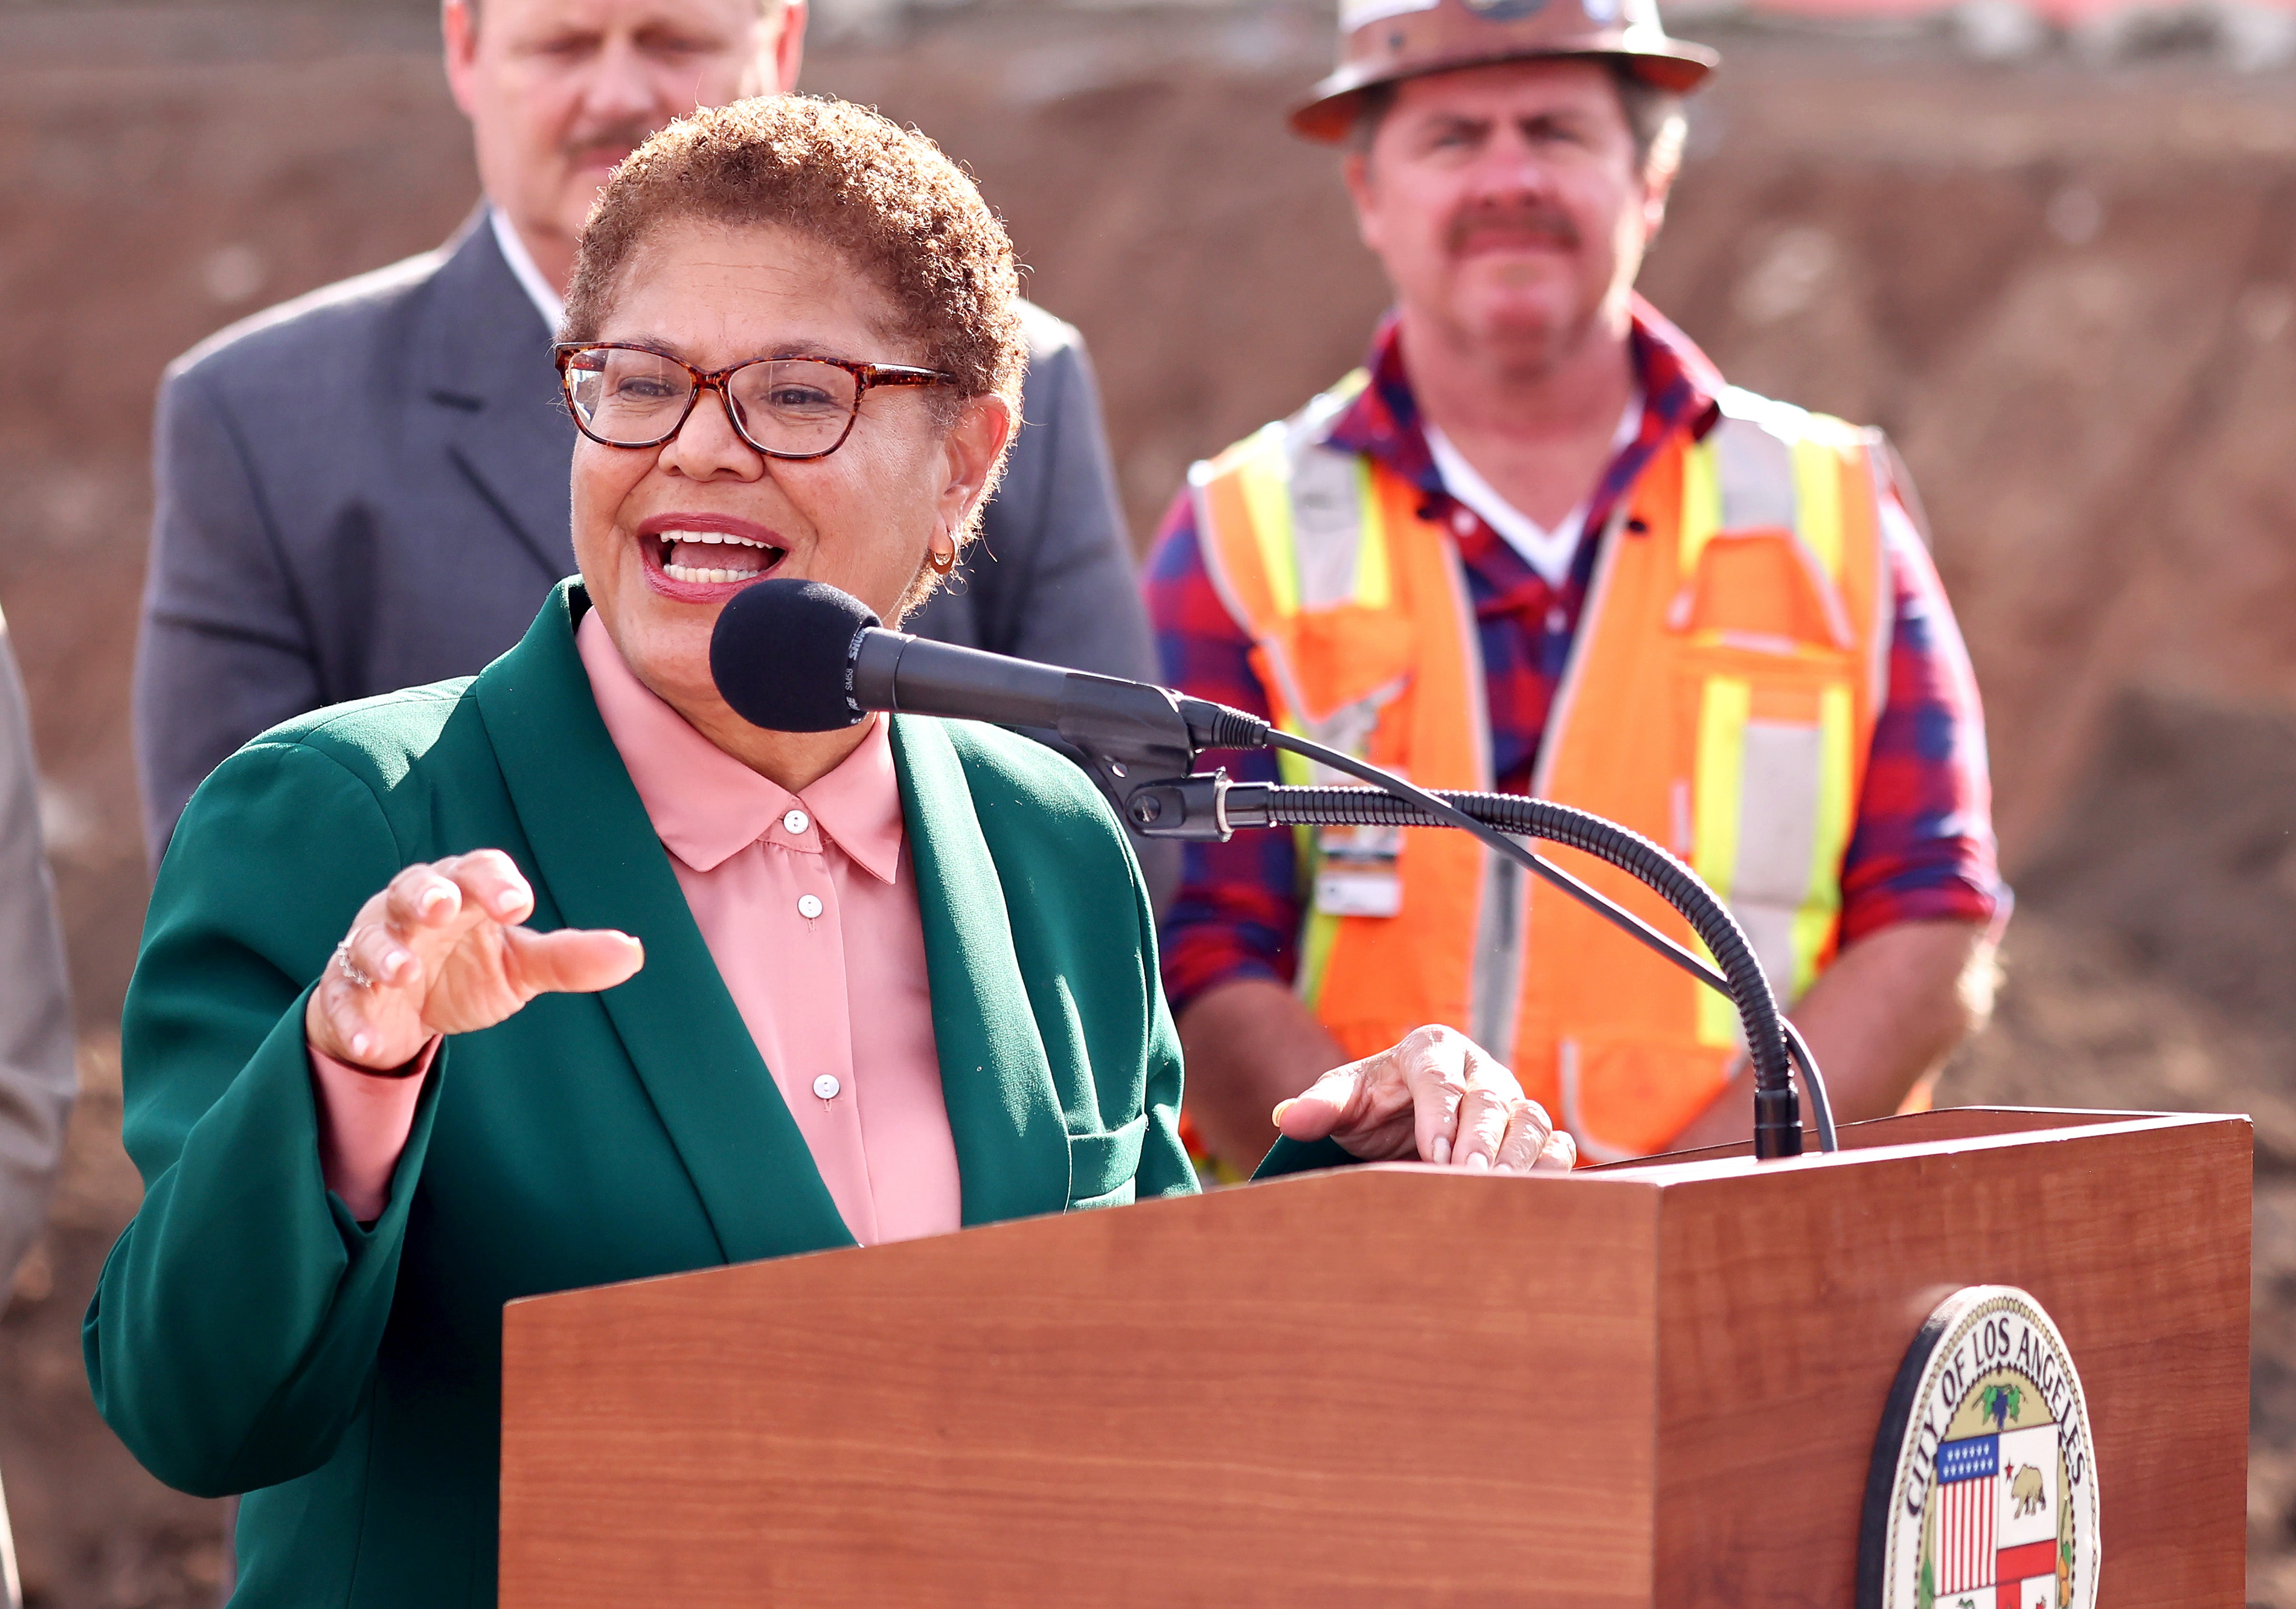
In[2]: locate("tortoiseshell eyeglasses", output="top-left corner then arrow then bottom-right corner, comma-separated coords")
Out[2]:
553,343 -> 954,461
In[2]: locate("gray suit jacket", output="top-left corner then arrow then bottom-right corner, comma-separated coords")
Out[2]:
136,215 -> 1158,866
0,610 -> 74,1289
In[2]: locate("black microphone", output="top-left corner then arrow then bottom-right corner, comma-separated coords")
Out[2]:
709,576 -> 1267,766
707,579 -> 880,733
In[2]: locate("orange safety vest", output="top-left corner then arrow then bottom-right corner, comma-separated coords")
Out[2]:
1190,375 -> 1892,1159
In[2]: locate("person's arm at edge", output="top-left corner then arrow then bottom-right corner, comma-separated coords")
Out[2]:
0,621 -> 74,1286
136,363 -> 327,866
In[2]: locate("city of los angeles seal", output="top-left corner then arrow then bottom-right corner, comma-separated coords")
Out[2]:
1858,1286 -> 2099,1609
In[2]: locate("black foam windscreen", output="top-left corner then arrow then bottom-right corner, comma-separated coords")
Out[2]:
708,578 -> 880,733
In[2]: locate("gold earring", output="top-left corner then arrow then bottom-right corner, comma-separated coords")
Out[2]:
927,537 -> 957,575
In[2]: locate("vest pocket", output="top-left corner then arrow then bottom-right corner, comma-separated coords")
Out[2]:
1258,605 -> 1417,725
1670,524 -> 1855,653
1065,1114 -> 1149,1209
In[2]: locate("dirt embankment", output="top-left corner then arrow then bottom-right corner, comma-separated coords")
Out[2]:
1,7 -> 2293,1604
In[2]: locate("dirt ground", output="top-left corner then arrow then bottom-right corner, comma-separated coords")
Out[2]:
1,3 -> 2293,1603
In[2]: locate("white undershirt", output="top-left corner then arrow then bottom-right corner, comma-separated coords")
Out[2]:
490,206 -> 566,334
1424,393 -> 1644,587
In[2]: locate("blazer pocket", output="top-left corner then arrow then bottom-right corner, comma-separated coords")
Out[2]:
1065,1114 -> 1149,1210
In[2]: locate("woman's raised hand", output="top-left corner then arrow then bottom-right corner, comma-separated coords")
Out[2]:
305,851 -> 644,1072
1272,1024 -> 1577,1174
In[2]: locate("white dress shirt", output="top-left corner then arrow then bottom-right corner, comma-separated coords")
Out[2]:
489,206 -> 565,334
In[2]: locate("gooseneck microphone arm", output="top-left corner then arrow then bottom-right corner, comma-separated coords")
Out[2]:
1126,766 -> 1837,1157
1127,739 -> 1823,1161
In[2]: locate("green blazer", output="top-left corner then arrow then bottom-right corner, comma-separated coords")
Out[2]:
87,583 -> 1297,1607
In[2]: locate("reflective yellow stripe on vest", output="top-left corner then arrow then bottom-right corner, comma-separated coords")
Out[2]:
1187,373 -> 1418,1012
1682,391 -> 1872,1046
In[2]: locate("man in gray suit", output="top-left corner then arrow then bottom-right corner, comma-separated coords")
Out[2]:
137,0 -> 1156,863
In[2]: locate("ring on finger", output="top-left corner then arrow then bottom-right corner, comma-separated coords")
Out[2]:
333,938 -> 376,991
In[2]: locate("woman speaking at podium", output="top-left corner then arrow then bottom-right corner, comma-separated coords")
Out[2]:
85,98 -> 1574,1607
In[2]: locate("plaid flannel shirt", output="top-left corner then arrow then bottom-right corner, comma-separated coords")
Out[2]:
1145,299 -> 2006,1017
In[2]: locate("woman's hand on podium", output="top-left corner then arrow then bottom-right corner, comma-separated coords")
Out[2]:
307,851 -> 645,1072
1270,1025 -> 1576,1173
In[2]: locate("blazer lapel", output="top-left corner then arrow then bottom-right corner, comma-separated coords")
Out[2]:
474,583 -> 853,1263
418,213 -> 578,580
890,717 -> 1073,1226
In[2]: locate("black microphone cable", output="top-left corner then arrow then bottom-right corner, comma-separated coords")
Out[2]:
1226,726 -> 1835,1158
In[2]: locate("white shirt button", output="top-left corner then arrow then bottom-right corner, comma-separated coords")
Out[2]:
1452,508 -> 1475,536
783,809 -> 810,835
812,1073 -> 841,1100
797,893 -> 824,920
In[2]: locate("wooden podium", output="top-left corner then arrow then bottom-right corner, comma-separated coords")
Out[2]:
498,1108 -> 2249,1606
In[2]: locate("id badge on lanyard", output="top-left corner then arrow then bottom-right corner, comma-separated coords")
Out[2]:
1313,822 -> 1404,918
1301,710 -> 1406,918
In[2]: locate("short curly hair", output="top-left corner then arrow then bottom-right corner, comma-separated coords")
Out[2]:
563,95 -> 1026,414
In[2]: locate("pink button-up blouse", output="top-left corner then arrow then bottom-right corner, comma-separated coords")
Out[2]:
310,613 -> 963,1245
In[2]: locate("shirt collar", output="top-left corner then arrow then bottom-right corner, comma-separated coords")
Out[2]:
489,204 -> 566,335
1320,294 -> 1727,491
575,610 -> 905,883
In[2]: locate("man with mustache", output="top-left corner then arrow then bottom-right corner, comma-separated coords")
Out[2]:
1148,0 -> 2006,1172
137,0 -> 1153,867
